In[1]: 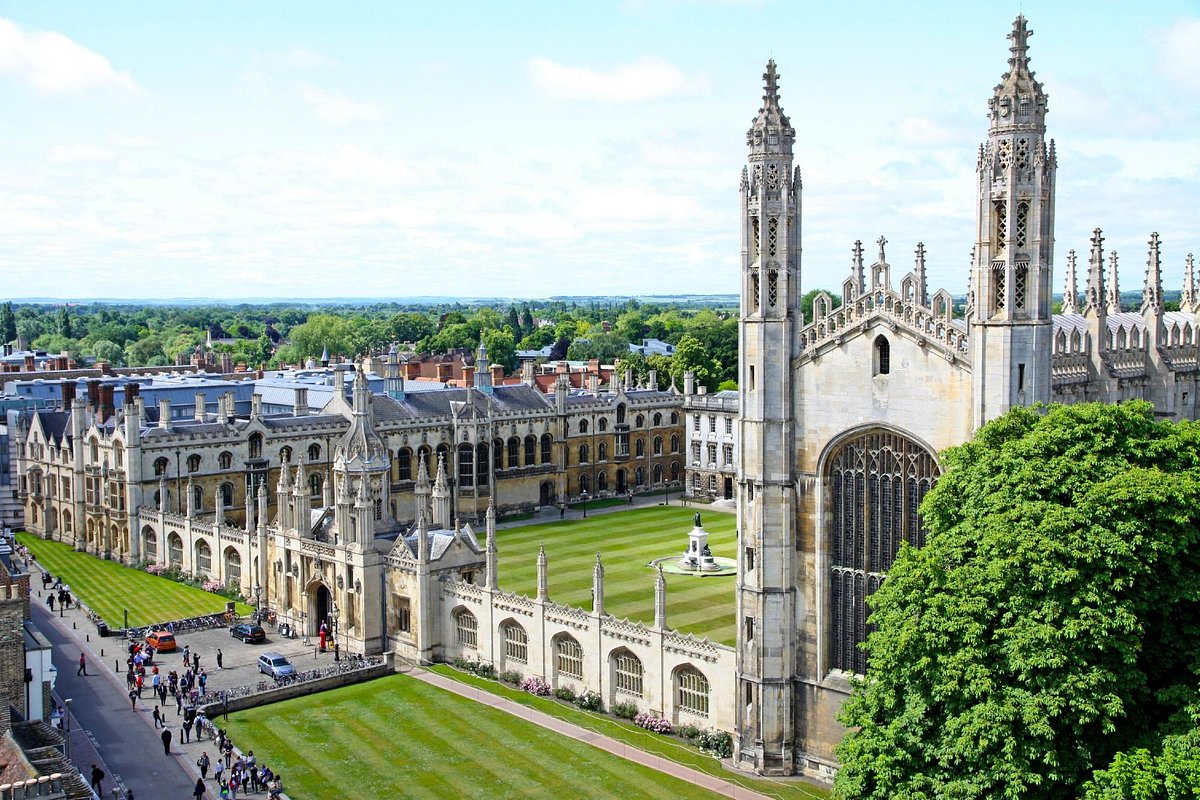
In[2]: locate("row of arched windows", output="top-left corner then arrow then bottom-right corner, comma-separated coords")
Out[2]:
574,410 -> 679,435
453,610 -> 709,715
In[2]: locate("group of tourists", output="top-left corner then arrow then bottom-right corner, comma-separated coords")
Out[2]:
194,734 -> 283,799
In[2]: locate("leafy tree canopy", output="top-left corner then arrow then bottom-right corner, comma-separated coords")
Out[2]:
836,402 -> 1200,800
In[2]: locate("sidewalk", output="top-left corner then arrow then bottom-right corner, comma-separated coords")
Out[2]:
408,665 -> 774,800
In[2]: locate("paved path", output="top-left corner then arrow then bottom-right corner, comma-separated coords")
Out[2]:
408,665 -> 775,800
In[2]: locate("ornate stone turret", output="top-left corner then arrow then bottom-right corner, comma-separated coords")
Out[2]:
159,476 -> 169,513
414,453 -> 431,524
1061,250 -> 1079,315
1181,253 -> 1197,314
185,477 -> 195,518
432,454 -> 451,530
333,364 -> 390,545
737,57 -> 802,776
292,457 -> 309,532
592,554 -> 604,616
473,340 -> 493,394
213,485 -> 224,526
1142,233 -> 1164,316
912,242 -> 929,306
849,240 -> 865,300
1083,229 -> 1106,318
276,459 -> 292,530
1106,251 -> 1122,314
416,512 -> 430,563
484,500 -> 498,590
970,14 -> 1056,427
536,543 -> 548,601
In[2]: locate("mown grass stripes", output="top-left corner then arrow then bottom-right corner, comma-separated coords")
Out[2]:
223,674 -> 732,800
16,532 -> 252,627
495,507 -> 737,645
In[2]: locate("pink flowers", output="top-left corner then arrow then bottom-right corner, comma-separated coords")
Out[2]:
145,564 -> 165,575
202,579 -> 224,593
519,676 -> 552,696
634,712 -> 673,735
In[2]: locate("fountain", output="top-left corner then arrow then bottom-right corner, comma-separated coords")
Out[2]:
679,512 -> 720,572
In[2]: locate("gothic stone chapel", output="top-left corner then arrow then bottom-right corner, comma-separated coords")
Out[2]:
734,17 -> 1200,776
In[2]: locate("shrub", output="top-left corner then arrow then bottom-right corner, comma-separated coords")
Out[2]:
451,657 -> 471,671
634,712 -> 673,735
519,676 -> 551,696
575,691 -> 604,713
499,669 -> 523,686
611,700 -> 639,720
678,723 -> 701,743
696,729 -> 733,758
553,686 -> 577,703
475,662 -> 496,680
202,579 -> 225,593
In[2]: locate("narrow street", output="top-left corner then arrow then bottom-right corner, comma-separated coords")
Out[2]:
33,597 -> 200,799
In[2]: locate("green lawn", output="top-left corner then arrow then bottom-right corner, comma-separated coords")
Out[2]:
223,674 -> 731,800
430,666 -> 832,800
16,532 -> 253,627
497,507 -> 737,645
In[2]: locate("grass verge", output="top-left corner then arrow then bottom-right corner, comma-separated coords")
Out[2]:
429,665 -> 832,800
16,532 -> 253,627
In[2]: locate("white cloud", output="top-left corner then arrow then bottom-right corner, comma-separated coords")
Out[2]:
47,145 -> 116,164
109,133 -> 161,148
1155,18 -> 1200,92
528,56 -> 700,102
301,86 -> 385,124
0,17 -> 136,93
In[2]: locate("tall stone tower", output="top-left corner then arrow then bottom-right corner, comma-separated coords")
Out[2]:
735,60 -> 802,775
970,15 -> 1056,428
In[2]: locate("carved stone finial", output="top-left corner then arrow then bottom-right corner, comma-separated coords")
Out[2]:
876,235 -> 888,264
1061,249 -> 1079,315
1106,250 -> 1122,315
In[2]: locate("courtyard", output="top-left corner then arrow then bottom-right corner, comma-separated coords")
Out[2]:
497,506 -> 737,645
16,532 -> 253,627
222,672 -> 735,800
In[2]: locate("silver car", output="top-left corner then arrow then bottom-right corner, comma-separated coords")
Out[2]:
257,652 -> 296,679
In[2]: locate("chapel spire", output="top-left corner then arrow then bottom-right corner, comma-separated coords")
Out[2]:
746,60 -> 794,159
1083,229 -> 1106,316
988,14 -> 1048,134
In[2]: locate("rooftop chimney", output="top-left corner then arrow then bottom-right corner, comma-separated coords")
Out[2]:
294,387 -> 309,416
491,364 -> 504,385
86,379 -> 101,411
125,382 -> 140,404
195,392 -> 207,421
99,384 -> 115,421
61,381 -> 76,409
462,366 -> 475,386
158,399 -> 172,430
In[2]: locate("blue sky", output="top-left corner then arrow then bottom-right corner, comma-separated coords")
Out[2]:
1,1 -> 1197,300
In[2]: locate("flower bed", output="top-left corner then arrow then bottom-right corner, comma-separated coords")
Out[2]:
634,712 -> 673,735
519,676 -> 551,696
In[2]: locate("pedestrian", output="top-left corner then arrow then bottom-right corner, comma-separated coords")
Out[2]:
196,710 -> 208,740
89,764 -> 105,794
214,758 -> 225,785
136,671 -> 144,698
183,715 -> 194,743
152,705 -> 162,728
193,778 -> 205,800
222,737 -> 233,768
246,751 -> 258,792
183,644 -> 190,664
559,503 -> 566,519
199,669 -> 207,696
216,648 -> 223,669
76,653 -> 87,676
628,491 -> 634,505
176,690 -> 183,716
46,594 -> 54,611
129,689 -> 137,710
197,752 -> 210,780
193,651 -> 200,671
161,726 -> 172,755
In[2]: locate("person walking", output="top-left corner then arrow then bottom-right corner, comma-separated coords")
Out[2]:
197,752 -> 210,780
128,689 -> 137,710
193,778 -> 206,800
245,751 -> 258,792
160,726 -> 172,755
152,705 -> 162,729
89,764 -> 105,794
216,649 -> 223,669
183,644 -> 190,665
46,594 -> 54,611
183,715 -> 194,743
214,758 -> 225,785
192,651 -> 200,671
76,653 -> 87,676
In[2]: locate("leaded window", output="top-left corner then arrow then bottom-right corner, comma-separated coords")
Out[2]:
455,610 -> 478,649
677,668 -> 709,716
1014,263 -> 1028,311
556,636 -> 583,680
614,651 -> 643,698
1015,201 -> 1029,250
503,622 -> 528,664
829,429 -> 938,675
767,218 -> 778,256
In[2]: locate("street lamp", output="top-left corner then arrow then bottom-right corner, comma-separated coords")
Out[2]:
331,600 -> 340,662
63,698 -> 72,763
580,491 -> 589,519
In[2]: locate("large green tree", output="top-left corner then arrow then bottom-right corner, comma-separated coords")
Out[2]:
835,402 -> 1200,800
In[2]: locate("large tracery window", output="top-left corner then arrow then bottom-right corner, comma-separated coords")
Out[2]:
828,429 -> 939,675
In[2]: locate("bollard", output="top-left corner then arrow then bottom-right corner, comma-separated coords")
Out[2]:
100,649 -> 104,657
72,622 -> 76,629
115,660 -> 120,673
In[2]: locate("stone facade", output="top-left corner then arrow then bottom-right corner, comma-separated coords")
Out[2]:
682,383 -> 738,501
734,16 -> 1200,779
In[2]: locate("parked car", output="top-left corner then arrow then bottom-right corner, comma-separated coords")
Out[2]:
230,623 -> 266,644
145,630 -> 177,652
257,652 -> 295,679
